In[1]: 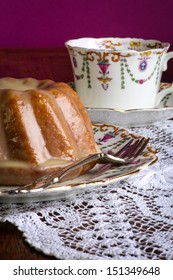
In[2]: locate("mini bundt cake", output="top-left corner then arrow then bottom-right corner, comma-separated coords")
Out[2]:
0,77 -> 98,185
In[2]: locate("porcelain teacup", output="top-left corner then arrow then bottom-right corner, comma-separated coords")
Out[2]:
66,37 -> 173,110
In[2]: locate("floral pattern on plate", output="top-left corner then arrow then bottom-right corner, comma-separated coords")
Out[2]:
0,123 -> 157,203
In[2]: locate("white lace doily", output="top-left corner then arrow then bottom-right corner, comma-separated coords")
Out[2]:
0,120 -> 173,260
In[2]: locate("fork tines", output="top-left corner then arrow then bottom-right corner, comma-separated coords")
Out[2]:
112,137 -> 149,160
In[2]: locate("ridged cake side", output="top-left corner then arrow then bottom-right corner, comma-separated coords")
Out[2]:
0,78 -> 98,185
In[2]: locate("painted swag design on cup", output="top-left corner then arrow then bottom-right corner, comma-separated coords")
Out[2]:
66,38 -> 173,110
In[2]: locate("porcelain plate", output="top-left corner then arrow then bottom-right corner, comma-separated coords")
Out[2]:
0,123 -> 157,203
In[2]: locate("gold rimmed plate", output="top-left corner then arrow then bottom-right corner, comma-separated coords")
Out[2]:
0,123 -> 158,203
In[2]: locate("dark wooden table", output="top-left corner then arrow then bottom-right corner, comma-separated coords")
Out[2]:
0,47 -> 172,260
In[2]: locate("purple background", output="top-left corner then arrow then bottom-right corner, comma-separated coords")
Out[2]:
0,0 -> 173,48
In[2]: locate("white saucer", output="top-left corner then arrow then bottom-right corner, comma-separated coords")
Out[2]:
86,83 -> 173,127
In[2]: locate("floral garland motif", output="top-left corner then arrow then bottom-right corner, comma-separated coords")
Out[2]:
72,55 -> 91,88
120,55 -> 161,89
72,50 -> 132,91
93,52 -> 131,91
81,56 -> 91,88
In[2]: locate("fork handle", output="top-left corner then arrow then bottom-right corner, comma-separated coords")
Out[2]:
58,152 -> 125,182
9,153 -> 102,194
8,153 -> 125,194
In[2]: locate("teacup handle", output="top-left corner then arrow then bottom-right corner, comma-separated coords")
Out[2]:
161,51 -> 173,71
155,51 -> 173,106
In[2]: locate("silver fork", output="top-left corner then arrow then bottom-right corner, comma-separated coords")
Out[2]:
8,137 -> 149,194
